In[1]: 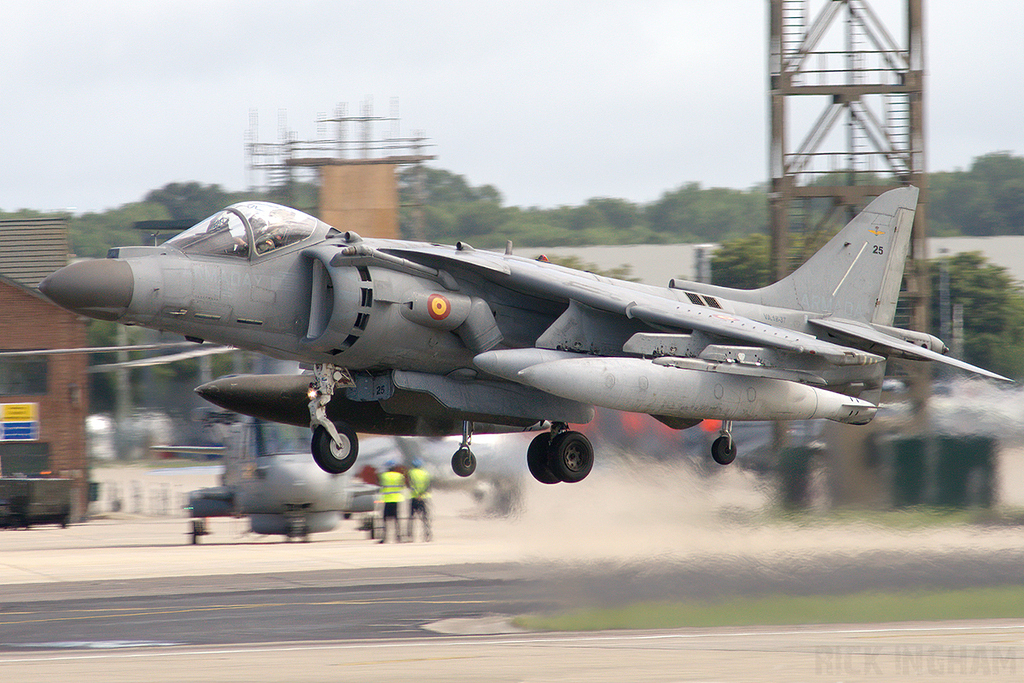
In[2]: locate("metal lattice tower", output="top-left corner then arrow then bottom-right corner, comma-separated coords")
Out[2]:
770,0 -> 930,492
769,0 -> 926,334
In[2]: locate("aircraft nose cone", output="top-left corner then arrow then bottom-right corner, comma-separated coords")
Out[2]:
38,259 -> 134,321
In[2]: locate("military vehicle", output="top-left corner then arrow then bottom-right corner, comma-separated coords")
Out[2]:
38,186 -> 1008,486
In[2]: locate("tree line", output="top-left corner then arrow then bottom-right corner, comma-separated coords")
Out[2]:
0,151 -> 1018,258
398,152 -> 1023,248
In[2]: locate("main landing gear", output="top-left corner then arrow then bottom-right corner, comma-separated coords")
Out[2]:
710,420 -> 737,465
527,423 -> 594,484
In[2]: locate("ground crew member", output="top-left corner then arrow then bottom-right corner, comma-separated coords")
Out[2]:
406,458 -> 432,542
378,460 -> 405,543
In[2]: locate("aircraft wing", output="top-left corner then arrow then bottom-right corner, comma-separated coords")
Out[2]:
625,303 -> 883,367
381,244 -> 882,367
809,317 -> 1012,382
0,342 -> 228,357
0,341 -> 235,373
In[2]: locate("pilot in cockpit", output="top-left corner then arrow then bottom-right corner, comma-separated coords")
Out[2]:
254,232 -> 279,254
165,203 -> 318,259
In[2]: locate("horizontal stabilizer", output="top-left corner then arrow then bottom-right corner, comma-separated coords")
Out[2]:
809,317 -> 1012,382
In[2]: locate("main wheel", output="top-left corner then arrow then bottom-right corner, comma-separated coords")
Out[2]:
527,433 -> 560,484
548,431 -> 594,483
311,423 -> 359,474
711,435 -> 737,465
452,447 -> 477,477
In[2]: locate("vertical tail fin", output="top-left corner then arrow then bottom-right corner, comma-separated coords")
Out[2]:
760,186 -> 919,324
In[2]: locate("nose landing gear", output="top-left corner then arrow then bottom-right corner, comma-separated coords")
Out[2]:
309,363 -> 359,474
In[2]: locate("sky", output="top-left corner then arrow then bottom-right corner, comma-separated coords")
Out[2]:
1,1 -> 1021,214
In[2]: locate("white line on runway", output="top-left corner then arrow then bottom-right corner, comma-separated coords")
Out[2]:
3,620 -> 1023,665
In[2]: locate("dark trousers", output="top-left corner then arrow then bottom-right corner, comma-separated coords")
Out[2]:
381,501 -> 402,543
408,498 -> 431,541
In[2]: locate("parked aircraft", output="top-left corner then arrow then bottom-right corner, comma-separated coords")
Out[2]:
181,411 -> 377,543
38,186 -> 1009,486
360,432 -> 533,516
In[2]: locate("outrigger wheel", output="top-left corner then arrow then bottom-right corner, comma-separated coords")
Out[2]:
711,435 -> 737,465
452,446 -> 477,477
451,420 -> 477,477
710,420 -> 737,466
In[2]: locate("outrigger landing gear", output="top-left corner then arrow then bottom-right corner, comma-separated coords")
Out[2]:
451,421 -> 477,477
711,420 -> 737,465
308,363 -> 359,474
527,423 -> 594,484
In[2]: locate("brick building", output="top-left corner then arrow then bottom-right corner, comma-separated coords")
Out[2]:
0,217 -> 89,518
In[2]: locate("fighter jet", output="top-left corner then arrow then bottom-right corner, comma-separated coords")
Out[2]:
38,186 -> 1009,485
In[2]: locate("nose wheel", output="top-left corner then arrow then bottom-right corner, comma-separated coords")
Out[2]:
311,423 -> 359,473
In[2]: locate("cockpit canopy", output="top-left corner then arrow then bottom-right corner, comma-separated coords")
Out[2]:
165,202 -> 319,258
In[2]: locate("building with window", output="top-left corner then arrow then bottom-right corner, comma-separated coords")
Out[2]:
0,217 -> 89,518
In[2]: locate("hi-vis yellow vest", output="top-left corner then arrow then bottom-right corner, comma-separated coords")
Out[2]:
408,467 -> 431,499
379,470 -> 405,504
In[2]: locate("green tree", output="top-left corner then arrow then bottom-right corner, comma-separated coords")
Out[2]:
929,152 -> 1024,236
399,167 -> 505,242
930,252 -> 1024,378
587,197 -> 643,232
143,182 -> 240,221
647,183 -> 768,242
70,202 -> 170,258
400,167 -> 502,206
710,233 -> 772,289
454,202 -> 507,238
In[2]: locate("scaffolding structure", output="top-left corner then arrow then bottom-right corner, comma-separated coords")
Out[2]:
245,98 -> 435,238
770,0 -> 929,501
769,0 -> 925,325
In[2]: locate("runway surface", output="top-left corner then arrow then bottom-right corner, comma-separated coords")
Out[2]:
3,618 -> 1023,682
3,465 -> 1024,681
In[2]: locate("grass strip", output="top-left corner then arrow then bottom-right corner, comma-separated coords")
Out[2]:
514,586 -> 1024,631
